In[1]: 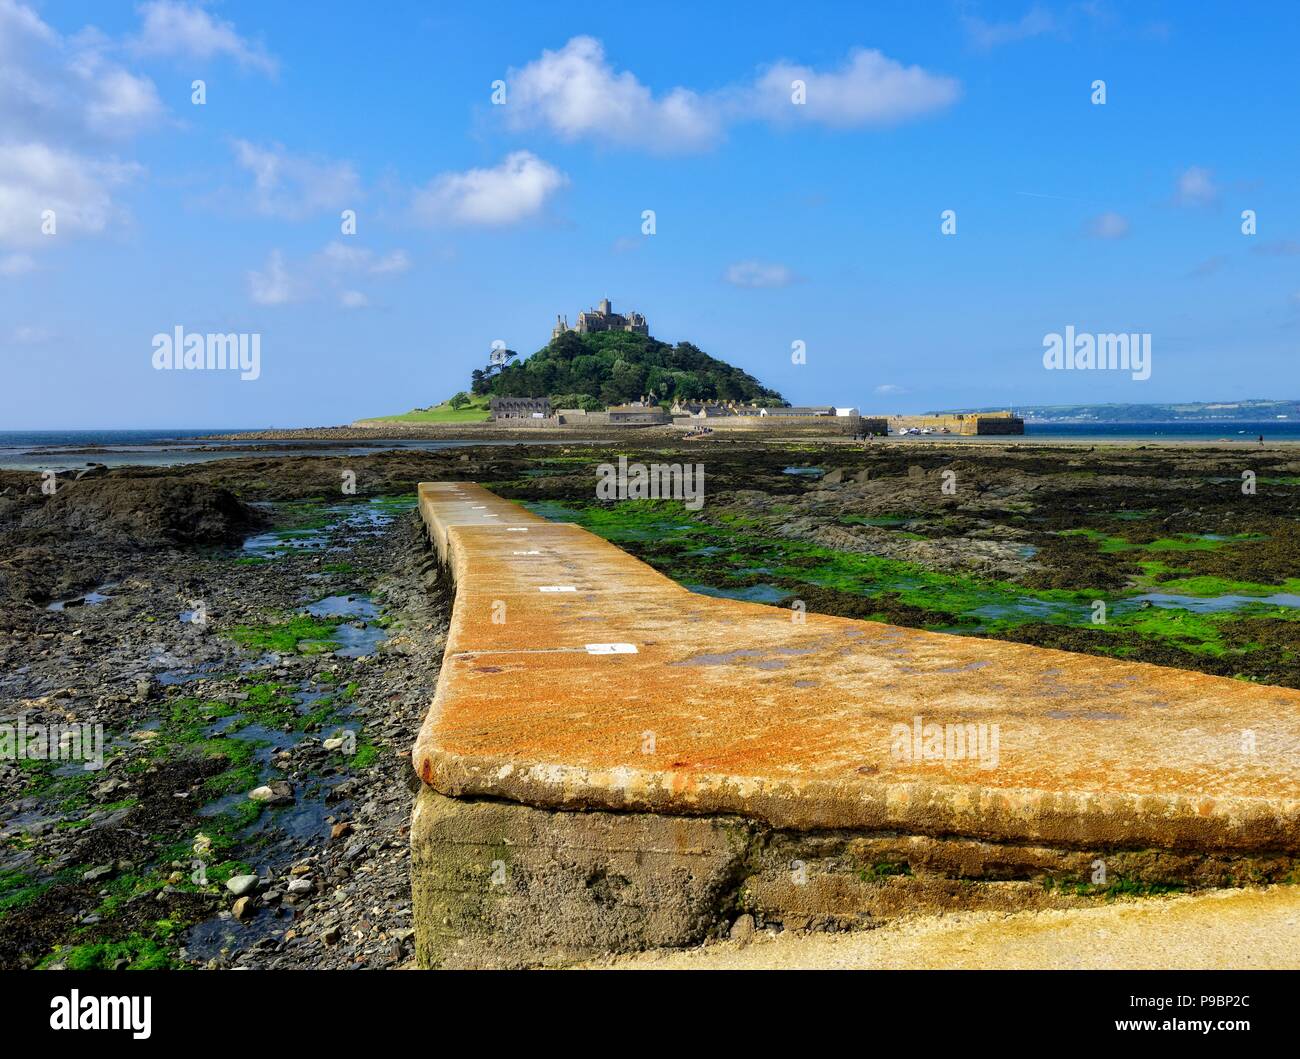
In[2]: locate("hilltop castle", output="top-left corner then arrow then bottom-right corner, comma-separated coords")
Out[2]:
552,298 -> 649,341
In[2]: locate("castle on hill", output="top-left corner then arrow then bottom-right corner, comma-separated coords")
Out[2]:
552,298 -> 649,341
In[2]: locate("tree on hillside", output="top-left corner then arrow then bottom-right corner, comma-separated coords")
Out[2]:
474,330 -> 784,408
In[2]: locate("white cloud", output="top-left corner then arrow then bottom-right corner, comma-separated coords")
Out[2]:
875,383 -> 907,395
747,49 -> 960,128
1175,166 -> 1219,207
132,1 -> 277,75
0,0 -> 164,144
412,151 -> 568,227
1086,211 -> 1130,239
723,260 -> 799,289
0,1 -> 160,250
962,7 -> 1056,49
501,37 -> 958,152
0,142 -> 141,246
248,248 -> 295,305
248,242 -> 409,307
317,242 -> 409,276
505,36 -> 719,152
231,140 -> 360,220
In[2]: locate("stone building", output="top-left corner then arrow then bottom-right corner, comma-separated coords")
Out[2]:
670,401 -> 730,418
552,298 -> 649,341
489,396 -> 551,420
607,402 -> 670,426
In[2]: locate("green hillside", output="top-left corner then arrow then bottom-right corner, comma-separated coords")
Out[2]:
355,394 -> 491,425
473,330 -> 784,408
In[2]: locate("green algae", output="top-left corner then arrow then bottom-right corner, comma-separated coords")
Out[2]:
522,497 -> 1300,685
226,614 -> 341,653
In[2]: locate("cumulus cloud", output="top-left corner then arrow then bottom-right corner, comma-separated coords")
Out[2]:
1086,211 -> 1130,239
500,37 -> 958,152
231,140 -> 361,220
0,143 -> 142,246
412,151 -> 568,226
505,37 -> 719,151
723,260 -> 799,289
746,49 -> 960,128
1174,166 -> 1219,207
0,0 -> 161,249
131,0 -> 277,75
0,0 -> 164,144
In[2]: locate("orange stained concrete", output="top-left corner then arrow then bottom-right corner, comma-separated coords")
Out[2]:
412,483 -> 1300,850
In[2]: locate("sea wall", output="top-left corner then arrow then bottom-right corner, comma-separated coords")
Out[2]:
409,482 -> 1300,967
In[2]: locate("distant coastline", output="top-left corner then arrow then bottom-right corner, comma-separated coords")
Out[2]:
3,419 -> 1300,473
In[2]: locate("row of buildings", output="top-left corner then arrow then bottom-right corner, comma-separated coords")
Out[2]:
488,396 -> 877,431
489,396 -> 1024,435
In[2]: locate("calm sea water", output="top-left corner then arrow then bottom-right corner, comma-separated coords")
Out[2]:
2,421 -> 1297,471
0,429 -> 555,471
1026,421 -> 1300,440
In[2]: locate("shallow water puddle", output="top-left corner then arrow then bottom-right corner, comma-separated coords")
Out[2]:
46,584 -> 116,611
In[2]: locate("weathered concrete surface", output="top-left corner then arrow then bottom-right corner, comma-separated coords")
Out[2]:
410,785 -> 1297,968
413,483 -> 1300,854
594,885 -> 1300,970
410,786 -> 749,968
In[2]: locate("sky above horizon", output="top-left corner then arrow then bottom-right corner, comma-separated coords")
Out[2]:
2,0 -> 1299,429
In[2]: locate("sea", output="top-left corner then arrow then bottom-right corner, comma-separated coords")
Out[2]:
0,429 -> 536,472
2,422 -> 1298,471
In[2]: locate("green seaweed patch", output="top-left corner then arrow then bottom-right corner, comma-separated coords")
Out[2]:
226,615 -> 342,654
39,931 -> 178,970
0,869 -> 50,914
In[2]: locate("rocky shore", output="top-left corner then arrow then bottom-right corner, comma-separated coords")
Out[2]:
4,437 -> 1300,968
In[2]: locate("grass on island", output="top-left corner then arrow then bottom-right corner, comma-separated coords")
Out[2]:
356,394 -> 492,425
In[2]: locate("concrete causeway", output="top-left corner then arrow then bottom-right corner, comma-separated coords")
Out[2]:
410,481 -> 1300,967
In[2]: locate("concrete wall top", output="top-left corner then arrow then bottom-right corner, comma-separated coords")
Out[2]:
413,483 -> 1300,852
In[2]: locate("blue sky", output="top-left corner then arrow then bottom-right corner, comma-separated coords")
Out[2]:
2,0 -> 1298,428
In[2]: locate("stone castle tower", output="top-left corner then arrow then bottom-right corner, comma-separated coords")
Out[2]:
552,298 -> 649,341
